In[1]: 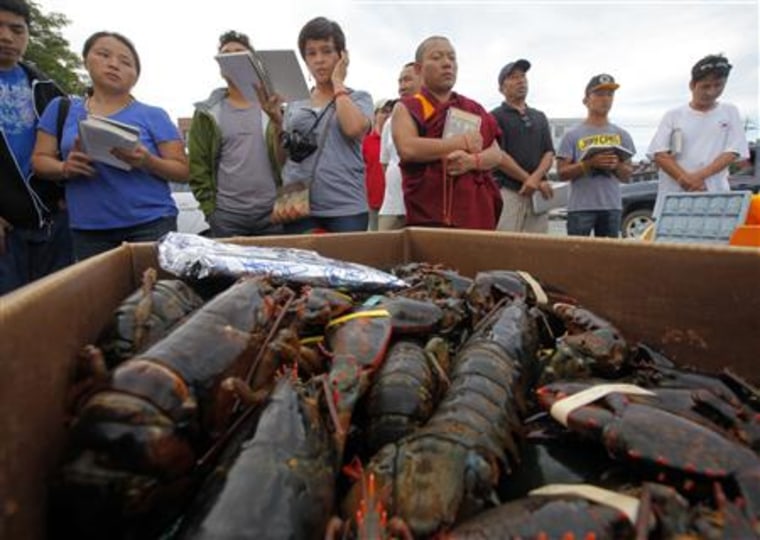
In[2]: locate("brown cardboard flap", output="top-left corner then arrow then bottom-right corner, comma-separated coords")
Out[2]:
1,246 -> 138,539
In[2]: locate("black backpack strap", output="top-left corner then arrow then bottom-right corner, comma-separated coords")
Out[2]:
55,97 -> 70,159
28,96 -> 69,216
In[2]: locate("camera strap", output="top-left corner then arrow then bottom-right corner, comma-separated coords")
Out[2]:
306,99 -> 337,181
304,97 -> 336,137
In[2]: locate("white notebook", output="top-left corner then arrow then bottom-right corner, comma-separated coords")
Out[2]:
216,49 -> 309,103
78,115 -> 140,171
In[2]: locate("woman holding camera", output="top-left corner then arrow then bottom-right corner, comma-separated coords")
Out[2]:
279,16 -> 373,234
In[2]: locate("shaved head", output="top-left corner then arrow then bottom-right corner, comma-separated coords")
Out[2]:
414,35 -> 450,63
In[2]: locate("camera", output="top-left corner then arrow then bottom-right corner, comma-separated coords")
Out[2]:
280,130 -> 318,163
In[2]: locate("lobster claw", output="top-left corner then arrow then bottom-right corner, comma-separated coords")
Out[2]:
326,308 -> 393,371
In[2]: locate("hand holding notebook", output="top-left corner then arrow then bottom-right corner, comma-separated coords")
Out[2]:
77,115 -> 141,171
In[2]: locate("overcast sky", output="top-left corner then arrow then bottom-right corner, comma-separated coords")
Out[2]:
36,0 -> 759,158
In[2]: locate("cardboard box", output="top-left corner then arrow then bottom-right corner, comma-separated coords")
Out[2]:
2,228 -> 759,538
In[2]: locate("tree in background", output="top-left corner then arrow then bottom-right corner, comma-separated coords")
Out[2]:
23,1 -> 87,95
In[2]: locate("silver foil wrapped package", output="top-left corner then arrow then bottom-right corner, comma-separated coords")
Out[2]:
157,232 -> 408,292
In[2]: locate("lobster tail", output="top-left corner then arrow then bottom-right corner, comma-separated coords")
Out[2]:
351,299 -> 540,536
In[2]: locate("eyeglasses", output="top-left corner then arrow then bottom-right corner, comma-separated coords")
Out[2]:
520,113 -> 532,128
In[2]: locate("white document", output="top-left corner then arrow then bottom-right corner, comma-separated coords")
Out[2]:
216,49 -> 309,103
78,115 -> 140,171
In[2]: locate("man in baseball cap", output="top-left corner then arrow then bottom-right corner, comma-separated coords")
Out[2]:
648,54 -> 747,218
555,73 -> 635,237
585,73 -> 620,95
491,58 -> 556,233
497,59 -> 531,87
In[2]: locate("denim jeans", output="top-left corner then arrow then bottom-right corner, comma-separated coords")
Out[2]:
0,210 -> 74,295
71,215 -> 177,261
567,210 -> 621,238
284,213 -> 369,235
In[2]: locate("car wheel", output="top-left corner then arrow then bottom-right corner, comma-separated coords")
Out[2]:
622,208 -> 654,238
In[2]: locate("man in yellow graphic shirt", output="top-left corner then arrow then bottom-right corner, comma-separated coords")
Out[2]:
556,74 -> 635,237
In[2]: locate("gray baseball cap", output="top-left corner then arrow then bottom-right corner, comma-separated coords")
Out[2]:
498,59 -> 531,86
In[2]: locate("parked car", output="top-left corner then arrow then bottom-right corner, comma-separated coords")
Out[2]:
550,170 -> 759,238
169,182 -> 209,235
619,179 -> 660,238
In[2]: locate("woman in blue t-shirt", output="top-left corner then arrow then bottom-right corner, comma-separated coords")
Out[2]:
31,31 -> 188,260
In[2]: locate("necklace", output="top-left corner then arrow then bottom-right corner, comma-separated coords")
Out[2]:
85,95 -> 134,116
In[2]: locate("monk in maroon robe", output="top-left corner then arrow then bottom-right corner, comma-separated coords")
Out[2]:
392,36 -> 503,229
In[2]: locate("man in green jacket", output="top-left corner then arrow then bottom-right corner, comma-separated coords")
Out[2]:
188,30 -> 284,237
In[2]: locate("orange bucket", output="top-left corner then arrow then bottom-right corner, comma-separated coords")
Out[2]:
746,194 -> 760,225
730,225 -> 760,247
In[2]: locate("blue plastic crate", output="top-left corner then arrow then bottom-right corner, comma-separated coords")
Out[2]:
654,191 -> 752,244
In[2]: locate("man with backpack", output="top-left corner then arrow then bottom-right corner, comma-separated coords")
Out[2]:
0,0 -> 72,295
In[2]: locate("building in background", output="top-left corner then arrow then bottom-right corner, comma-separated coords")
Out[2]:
548,118 -> 583,152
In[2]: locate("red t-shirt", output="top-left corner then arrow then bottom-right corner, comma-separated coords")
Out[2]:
362,131 -> 385,210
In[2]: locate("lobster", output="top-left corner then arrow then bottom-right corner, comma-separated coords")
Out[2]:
326,463 -> 413,540
323,296 -> 447,455
344,298 -> 540,536
178,375 -> 336,540
465,270 -> 534,321
631,344 -> 760,415
537,302 -> 631,385
96,268 -> 205,368
535,383 -> 760,501
362,337 -> 450,456
538,379 -> 760,452
390,263 -> 473,337
443,488 -> 637,539
52,277 -> 289,537
390,263 -> 474,300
